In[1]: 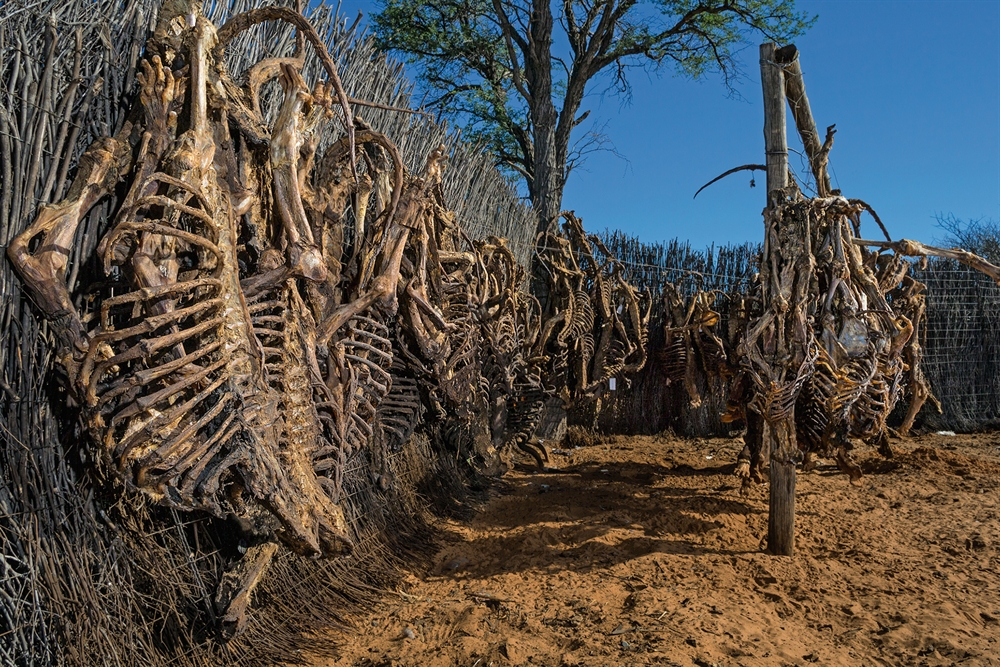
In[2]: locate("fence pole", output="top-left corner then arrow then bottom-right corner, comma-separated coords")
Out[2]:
761,43 -> 788,205
760,42 -> 796,556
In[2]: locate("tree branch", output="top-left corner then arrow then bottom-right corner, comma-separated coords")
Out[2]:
492,0 -> 532,104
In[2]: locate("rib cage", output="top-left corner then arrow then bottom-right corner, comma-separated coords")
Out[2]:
378,358 -> 422,452
6,3 -> 418,559
318,315 -> 394,467
534,212 -> 650,409
663,333 -> 690,383
84,85 -> 272,514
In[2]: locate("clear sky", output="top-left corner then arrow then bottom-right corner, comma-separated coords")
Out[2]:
336,0 -> 999,249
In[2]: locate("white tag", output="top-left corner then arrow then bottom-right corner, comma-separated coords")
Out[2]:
609,377 -> 616,390
617,304 -> 623,314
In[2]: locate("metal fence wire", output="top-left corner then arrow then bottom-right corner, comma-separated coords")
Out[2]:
919,262 -> 1000,432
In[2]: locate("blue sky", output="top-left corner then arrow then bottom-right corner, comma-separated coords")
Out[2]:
336,0 -> 1000,249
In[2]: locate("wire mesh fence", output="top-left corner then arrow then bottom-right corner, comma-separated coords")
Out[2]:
918,261 -> 1000,432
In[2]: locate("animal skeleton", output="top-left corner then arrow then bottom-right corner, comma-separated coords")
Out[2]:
730,195 -> 1000,485
662,285 -> 731,408
534,212 -> 650,407
6,0 -> 607,540
4,0 -> 475,635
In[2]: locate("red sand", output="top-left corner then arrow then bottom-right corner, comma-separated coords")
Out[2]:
312,432 -> 1000,666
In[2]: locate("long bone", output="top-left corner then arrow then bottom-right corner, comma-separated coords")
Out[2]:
316,147 -> 445,349
214,5 -> 357,179
854,238 -> 1000,284
271,63 -> 327,281
7,137 -> 129,354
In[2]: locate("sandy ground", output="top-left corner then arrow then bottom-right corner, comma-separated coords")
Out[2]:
313,432 -> 1000,667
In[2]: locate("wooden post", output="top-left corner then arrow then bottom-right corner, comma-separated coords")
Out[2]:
766,417 -> 798,556
760,43 -> 788,205
759,42 -> 797,556
777,45 -> 835,197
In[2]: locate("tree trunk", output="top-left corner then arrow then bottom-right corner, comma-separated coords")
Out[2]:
526,0 -> 561,236
524,0 -> 562,318
532,120 -> 561,233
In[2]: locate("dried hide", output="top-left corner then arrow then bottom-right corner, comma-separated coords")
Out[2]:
731,194 -> 1000,484
7,0 -> 500,581
662,285 -> 736,409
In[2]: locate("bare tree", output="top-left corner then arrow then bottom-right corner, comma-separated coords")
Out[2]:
935,214 -> 1000,262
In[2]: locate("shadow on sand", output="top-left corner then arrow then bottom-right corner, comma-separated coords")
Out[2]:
431,456 -> 766,579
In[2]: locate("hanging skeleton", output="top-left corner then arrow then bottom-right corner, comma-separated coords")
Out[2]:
533,212 -> 650,407
662,285 -> 734,408
5,0 -> 458,636
693,45 -> 1000,493
730,196 -> 1000,486
473,236 -> 546,467
384,147 -> 488,463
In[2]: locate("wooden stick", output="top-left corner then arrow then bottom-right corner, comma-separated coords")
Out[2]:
24,19 -> 58,218
766,419 -> 797,556
778,45 -> 835,197
39,28 -> 83,206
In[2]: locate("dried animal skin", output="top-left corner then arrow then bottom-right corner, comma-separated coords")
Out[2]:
734,195 -> 1000,484
474,237 -> 546,464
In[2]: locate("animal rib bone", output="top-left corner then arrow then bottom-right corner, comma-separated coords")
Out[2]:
6,0 -> 400,569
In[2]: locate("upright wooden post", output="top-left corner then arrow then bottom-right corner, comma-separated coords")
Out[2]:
760,43 -> 788,205
759,42 -> 797,556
